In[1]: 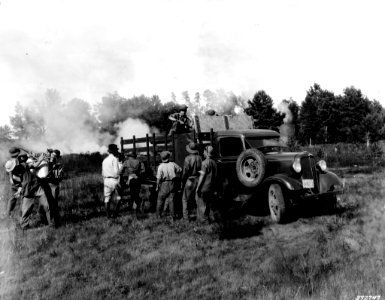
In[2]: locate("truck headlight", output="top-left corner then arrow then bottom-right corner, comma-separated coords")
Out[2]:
292,159 -> 301,173
317,160 -> 327,171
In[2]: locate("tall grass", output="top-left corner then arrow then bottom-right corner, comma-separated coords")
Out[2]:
0,152 -> 384,299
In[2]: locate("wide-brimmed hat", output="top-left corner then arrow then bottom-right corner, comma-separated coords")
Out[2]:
5,159 -> 18,172
179,104 -> 188,111
186,142 -> 199,154
107,144 -> 119,153
9,147 -> 20,158
205,146 -> 214,157
53,149 -> 61,157
126,151 -> 137,158
47,148 -> 54,153
160,151 -> 171,162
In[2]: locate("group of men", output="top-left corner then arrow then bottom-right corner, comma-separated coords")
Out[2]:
3,147 -> 63,229
102,140 -> 218,224
155,142 -> 218,224
102,144 -> 146,218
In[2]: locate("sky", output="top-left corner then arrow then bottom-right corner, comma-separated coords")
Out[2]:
0,0 -> 384,127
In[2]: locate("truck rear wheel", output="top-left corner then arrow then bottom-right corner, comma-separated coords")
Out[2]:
268,183 -> 290,223
236,149 -> 266,188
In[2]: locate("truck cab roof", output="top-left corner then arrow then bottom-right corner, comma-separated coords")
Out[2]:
215,129 -> 280,138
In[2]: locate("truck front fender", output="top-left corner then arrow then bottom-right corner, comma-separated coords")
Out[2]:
318,170 -> 344,193
262,174 -> 302,191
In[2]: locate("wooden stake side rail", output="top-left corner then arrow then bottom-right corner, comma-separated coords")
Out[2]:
120,129 -> 210,174
122,135 -> 173,145
120,132 -> 178,174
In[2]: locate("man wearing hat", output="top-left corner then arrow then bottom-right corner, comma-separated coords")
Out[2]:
4,152 -> 55,228
168,104 -> 192,136
9,147 -> 21,159
45,149 -> 63,224
156,151 -> 182,222
102,144 -> 123,218
181,142 -> 202,222
120,151 -> 145,212
195,145 -> 218,224
4,149 -> 28,217
4,158 -> 23,217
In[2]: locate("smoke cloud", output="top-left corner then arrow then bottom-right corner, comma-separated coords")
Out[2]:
277,100 -> 293,124
113,118 -> 156,152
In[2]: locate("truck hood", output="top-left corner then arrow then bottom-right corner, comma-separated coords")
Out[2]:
263,151 -> 313,177
264,151 -> 312,161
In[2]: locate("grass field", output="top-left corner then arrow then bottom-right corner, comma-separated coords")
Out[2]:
0,153 -> 384,299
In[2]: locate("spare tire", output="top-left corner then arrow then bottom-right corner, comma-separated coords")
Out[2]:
236,148 -> 267,188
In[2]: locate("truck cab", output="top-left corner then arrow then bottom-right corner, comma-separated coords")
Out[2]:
203,129 -> 344,223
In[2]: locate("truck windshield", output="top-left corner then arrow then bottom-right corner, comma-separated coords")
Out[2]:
245,137 -> 287,152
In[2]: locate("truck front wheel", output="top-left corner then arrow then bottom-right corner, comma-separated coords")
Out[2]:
268,183 -> 290,223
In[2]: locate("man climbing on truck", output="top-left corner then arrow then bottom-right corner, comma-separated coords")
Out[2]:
168,104 -> 192,136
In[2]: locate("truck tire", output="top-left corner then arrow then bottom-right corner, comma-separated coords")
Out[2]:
268,183 -> 290,223
236,149 -> 267,188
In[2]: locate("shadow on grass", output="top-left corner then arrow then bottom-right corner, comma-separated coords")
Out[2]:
294,196 -> 363,224
213,217 -> 265,240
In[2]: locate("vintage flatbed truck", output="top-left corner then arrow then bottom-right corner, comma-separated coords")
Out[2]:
120,114 -> 344,223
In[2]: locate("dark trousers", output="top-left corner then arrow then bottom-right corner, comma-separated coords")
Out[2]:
7,187 -> 19,216
182,176 -> 198,220
21,186 -> 54,229
49,183 -> 60,225
129,178 -> 142,207
196,191 -> 214,223
156,181 -> 175,219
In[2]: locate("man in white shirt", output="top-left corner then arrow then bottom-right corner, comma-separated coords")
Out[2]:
102,144 -> 122,218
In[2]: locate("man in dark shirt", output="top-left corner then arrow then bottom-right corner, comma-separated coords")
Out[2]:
120,151 -> 145,212
46,149 -> 63,225
5,154 -> 55,229
181,142 -> 202,222
195,145 -> 217,224
4,151 -> 28,217
168,105 -> 192,136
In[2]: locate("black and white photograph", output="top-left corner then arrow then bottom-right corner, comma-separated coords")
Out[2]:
0,0 -> 384,299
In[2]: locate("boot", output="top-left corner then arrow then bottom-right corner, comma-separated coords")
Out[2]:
105,202 -> 111,218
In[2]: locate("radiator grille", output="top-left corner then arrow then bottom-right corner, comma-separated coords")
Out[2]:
301,156 -> 319,192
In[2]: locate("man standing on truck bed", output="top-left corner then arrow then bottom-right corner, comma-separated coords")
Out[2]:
195,145 -> 217,224
168,104 -> 192,136
120,151 -> 145,212
102,144 -> 123,218
156,151 -> 182,222
181,142 -> 202,222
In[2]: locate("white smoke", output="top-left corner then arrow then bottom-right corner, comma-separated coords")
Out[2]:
113,118 -> 157,153
277,100 -> 293,124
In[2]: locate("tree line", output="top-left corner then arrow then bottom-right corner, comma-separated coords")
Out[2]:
1,83 -> 384,145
